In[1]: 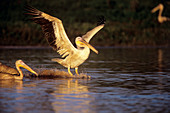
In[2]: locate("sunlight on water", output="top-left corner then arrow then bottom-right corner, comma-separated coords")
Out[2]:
0,47 -> 170,113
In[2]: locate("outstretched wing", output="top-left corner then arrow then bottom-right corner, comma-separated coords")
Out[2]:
25,5 -> 77,58
82,16 -> 105,42
82,24 -> 105,43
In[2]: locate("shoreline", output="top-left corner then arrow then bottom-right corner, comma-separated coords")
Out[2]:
0,45 -> 169,49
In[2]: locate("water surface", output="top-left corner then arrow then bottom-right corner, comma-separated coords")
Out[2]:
0,47 -> 170,113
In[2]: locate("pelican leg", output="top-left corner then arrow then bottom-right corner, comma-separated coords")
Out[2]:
75,67 -> 79,76
68,67 -> 73,76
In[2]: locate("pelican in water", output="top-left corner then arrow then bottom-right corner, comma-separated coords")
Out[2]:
26,6 -> 105,76
151,3 -> 170,23
0,60 -> 38,80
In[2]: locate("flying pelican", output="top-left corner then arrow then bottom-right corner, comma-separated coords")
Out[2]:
0,60 -> 38,80
151,3 -> 170,23
26,6 -> 105,76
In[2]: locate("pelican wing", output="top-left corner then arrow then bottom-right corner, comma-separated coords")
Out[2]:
82,24 -> 105,42
0,63 -> 19,75
26,6 -> 77,58
151,4 -> 160,13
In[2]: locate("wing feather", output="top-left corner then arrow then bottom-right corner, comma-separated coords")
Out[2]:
82,16 -> 105,42
26,5 -> 77,58
82,24 -> 105,43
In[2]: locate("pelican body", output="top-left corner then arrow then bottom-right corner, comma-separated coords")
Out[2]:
0,60 -> 38,80
151,3 -> 170,23
26,6 -> 105,76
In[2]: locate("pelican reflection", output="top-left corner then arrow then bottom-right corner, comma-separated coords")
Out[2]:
49,79 -> 94,113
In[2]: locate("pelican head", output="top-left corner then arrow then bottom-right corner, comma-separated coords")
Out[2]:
151,3 -> 164,13
16,60 -> 38,76
75,37 -> 98,54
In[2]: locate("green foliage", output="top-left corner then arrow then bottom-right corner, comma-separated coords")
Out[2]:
0,0 -> 170,46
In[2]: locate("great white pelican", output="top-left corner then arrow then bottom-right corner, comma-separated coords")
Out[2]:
0,60 -> 38,80
151,3 -> 170,23
26,6 -> 105,76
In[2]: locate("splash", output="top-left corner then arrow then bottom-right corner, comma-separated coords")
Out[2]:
25,68 -> 90,79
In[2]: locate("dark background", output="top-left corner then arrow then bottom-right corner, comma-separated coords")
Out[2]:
0,0 -> 170,46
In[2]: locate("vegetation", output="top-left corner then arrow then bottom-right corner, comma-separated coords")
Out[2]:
0,0 -> 170,46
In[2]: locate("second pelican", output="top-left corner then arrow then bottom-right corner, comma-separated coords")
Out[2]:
151,3 -> 170,23
0,60 -> 38,80
26,6 -> 105,76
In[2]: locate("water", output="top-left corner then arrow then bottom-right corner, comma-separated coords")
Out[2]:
0,47 -> 170,113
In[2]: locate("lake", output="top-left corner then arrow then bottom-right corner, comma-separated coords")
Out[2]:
0,47 -> 170,113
